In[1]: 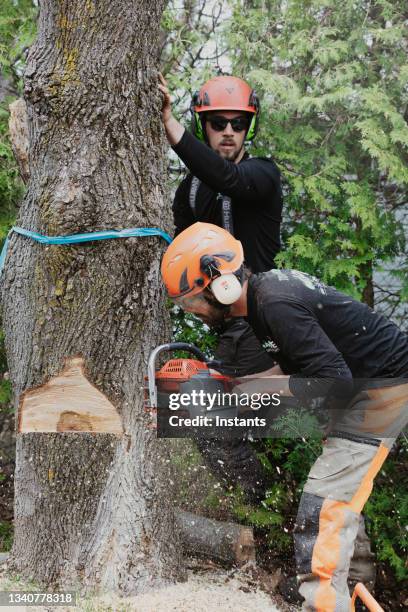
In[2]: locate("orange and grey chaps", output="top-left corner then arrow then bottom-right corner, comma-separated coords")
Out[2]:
294,382 -> 408,611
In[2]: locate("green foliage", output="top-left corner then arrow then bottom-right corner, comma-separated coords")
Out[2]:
228,0 -> 408,316
0,106 -> 23,233
0,0 -> 37,241
203,489 -> 222,510
170,302 -> 218,357
0,378 -> 11,404
364,437 -> 408,581
0,520 -> 13,551
271,407 -> 323,439
0,0 -> 37,88
161,0 -> 226,119
234,500 -> 284,527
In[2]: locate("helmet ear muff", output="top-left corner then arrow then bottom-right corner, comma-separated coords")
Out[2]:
246,113 -> 258,141
194,112 -> 206,142
191,91 -> 206,141
246,91 -> 260,141
210,274 -> 242,305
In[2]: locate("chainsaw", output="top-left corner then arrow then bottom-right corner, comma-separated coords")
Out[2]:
146,342 -> 238,421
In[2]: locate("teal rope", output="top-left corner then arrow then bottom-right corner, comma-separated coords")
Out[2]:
0,226 -> 172,275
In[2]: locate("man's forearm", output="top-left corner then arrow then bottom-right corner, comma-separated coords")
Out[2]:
158,74 -> 185,146
164,116 -> 185,146
234,375 -> 292,397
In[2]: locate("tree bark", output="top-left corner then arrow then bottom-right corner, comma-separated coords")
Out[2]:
2,0 -> 184,594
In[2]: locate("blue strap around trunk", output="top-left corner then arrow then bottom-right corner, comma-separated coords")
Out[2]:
0,226 -> 173,276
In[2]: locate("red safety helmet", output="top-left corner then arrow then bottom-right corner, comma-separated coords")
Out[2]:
191,76 -> 260,142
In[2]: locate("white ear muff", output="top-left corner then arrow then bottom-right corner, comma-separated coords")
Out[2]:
210,274 -> 242,305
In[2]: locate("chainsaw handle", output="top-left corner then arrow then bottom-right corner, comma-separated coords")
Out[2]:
147,343 -> 210,408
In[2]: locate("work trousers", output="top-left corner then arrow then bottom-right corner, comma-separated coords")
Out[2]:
196,318 -> 378,592
295,382 -> 408,611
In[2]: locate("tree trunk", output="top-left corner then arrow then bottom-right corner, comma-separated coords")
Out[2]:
2,0 -> 184,594
359,260 -> 374,308
177,511 -> 256,566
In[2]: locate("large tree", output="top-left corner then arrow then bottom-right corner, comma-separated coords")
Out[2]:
2,0 -> 183,593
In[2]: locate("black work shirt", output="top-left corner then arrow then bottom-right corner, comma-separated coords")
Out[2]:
172,130 -> 282,273
246,269 -> 408,399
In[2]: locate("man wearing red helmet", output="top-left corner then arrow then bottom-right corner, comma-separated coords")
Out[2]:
158,73 -> 282,274
158,73 -> 283,506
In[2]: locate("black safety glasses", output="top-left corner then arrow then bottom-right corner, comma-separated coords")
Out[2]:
207,116 -> 249,132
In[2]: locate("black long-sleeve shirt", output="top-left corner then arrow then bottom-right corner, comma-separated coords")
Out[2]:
172,130 -> 282,273
246,269 -> 408,399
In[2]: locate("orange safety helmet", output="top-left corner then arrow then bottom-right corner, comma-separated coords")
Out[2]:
191,76 -> 260,142
161,222 -> 244,300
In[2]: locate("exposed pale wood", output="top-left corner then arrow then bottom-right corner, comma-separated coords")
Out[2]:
177,510 -> 256,566
18,357 -> 123,434
8,98 -> 30,184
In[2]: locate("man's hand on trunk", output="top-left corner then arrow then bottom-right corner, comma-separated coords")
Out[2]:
158,73 -> 185,146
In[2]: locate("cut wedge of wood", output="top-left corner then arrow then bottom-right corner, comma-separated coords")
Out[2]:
19,357 -> 123,434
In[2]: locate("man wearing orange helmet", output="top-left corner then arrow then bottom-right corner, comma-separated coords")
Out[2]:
158,73 -> 282,272
161,222 -> 408,612
158,73 -> 283,505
